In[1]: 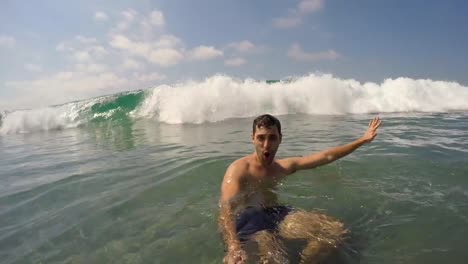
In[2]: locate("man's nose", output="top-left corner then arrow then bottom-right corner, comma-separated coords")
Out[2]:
263,139 -> 271,149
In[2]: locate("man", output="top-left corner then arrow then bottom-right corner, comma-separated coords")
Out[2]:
218,114 -> 382,263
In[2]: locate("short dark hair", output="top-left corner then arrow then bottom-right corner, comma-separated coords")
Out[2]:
252,114 -> 282,135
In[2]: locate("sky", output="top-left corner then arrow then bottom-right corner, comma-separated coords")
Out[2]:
1,0 -> 467,110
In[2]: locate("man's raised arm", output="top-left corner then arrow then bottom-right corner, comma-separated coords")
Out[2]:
282,117 -> 382,173
218,163 -> 248,263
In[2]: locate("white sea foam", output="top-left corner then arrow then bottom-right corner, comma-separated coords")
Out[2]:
0,100 -> 98,135
1,73 -> 468,134
0,107 -> 78,135
136,74 -> 468,124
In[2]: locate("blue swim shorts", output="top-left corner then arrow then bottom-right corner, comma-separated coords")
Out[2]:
235,206 -> 292,241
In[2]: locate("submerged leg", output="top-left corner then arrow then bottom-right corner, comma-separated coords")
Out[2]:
277,210 -> 347,263
252,230 -> 289,264
299,239 -> 337,264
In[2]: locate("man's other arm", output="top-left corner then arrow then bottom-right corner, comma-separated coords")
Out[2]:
281,117 -> 382,173
218,162 -> 247,263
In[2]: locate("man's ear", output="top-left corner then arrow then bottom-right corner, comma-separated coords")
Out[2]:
251,133 -> 254,142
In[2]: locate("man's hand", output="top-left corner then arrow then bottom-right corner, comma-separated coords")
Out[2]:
361,117 -> 382,143
223,247 -> 248,264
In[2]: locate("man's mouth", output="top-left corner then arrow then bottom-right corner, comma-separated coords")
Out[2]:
263,152 -> 271,159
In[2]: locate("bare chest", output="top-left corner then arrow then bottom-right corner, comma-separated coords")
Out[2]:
244,166 -> 284,190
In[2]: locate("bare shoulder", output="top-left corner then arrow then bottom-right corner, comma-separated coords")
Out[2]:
225,156 -> 250,176
220,156 -> 250,203
276,157 -> 301,175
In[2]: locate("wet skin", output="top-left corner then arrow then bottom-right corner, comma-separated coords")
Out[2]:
225,125 -> 289,213
219,117 -> 382,264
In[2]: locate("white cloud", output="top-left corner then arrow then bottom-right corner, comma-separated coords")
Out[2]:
133,72 -> 166,82
287,43 -> 340,61
108,10 -> 223,65
3,8 -> 242,110
115,9 -> 138,32
4,71 -> 130,108
90,45 -> 108,56
110,34 -> 149,57
73,51 -> 92,62
122,58 -> 143,70
273,0 -> 324,29
0,35 -> 16,47
56,38 -> 107,60
3,68 -> 167,109
148,48 -> 184,66
227,40 -> 256,53
298,0 -> 324,14
54,71 -> 74,81
75,35 -> 98,44
153,35 -> 182,48
94,11 -> 109,22
0,99 -> 10,111
114,8 -> 165,38
75,63 -> 108,73
150,10 -> 165,27
188,46 -> 223,61
137,10 -> 165,37
111,35 -> 223,65
224,57 -> 247,66
24,64 -> 42,72
110,34 -> 132,49
122,9 -> 137,21
110,34 -> 183,66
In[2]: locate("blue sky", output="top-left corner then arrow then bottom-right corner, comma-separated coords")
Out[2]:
1,0 -> 467,109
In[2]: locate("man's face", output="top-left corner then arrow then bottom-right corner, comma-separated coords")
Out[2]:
251,125 -> 282,165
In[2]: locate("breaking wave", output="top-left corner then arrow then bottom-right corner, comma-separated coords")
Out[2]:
1,74 -> 468,134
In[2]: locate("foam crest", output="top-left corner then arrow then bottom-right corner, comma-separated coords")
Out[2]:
136,74 -> 468,124
1,73 -> 468,134
0,91 -> 144,135
354,77 -> 468,113
0,105 -> 83,135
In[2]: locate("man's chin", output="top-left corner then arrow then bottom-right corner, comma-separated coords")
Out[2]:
256,153 -> 275,165
261,156 -> 274,165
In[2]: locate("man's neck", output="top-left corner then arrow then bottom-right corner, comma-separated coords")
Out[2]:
252,152 -> 274,169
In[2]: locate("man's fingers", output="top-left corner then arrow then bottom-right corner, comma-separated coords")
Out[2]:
372,120 -> 381,130
236,257 -> 245,264
369,117 -> 379,126
371,117 -> 380,128
375,120 -> 382,129
367,117 -> 381,136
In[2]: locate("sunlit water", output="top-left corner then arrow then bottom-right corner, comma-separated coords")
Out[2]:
1,112 -> 467,263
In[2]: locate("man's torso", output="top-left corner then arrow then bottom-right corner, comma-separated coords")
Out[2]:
232,154 -> 289,214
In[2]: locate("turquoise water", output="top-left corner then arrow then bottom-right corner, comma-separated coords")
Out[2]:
1,75 -> 468,263
1,111 -> 467,263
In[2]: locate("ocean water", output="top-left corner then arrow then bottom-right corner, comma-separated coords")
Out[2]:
1,74 -> 468,263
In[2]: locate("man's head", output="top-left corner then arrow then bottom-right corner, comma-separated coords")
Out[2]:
251,114 -> 282,165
